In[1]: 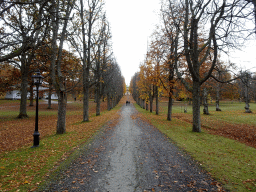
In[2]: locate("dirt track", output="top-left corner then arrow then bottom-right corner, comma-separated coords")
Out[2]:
45,102 -> 222,191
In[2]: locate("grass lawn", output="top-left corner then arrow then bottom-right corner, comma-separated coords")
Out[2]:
135,100 -> 256,191
0,98 -> 123,191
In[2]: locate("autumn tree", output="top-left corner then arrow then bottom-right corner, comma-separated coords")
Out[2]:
0,1 -> 51,118
0,64 -> 20,96
146,35 -> 167,115
137,60 -> 155,111
170,0 -> 253,132
130,72 -> 140,105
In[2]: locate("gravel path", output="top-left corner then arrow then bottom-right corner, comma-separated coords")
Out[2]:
45,103 -> 221,192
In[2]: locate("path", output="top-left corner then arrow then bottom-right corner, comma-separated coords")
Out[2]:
45,100 -> 221,191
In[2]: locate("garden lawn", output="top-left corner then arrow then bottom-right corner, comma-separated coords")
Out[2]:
135,101 -> 256,192
0,98 -> 123,192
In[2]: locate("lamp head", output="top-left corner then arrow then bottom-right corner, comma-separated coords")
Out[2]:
32,70 -> 44,85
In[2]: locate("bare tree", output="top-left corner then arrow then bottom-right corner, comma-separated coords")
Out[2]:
161,1 -> 183,120
50,0 -> 76,134
70,0 -> 104,122
245,0 -> 256,31
0,0 -> 51,62
173,0 -> 251,132
94,14 -> 111,116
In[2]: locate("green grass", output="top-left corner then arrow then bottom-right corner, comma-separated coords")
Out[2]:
135,103 -> 256,191
0,99 -> 20,105
159,101 -> 256,126
0,133 -> 76,191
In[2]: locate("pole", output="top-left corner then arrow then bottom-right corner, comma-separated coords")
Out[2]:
32,83 -> 40,147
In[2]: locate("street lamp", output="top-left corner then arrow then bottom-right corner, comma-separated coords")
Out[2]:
32,70 -> 44,148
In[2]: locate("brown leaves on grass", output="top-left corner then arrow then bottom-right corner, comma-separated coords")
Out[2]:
243,179 -> 256,191
175,114 -> 256,149
0,98 -> 124,191
0,101 -> 108,153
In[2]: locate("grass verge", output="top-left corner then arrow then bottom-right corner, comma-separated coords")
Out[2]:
135,103 -> 256,192
0,102 -> 122,192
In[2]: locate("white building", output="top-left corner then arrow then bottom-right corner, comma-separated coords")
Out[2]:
5,86 -> 57,100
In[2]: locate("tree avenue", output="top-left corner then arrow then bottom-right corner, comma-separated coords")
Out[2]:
1,0 -> 255,134
130,0 -> 256,132
0,0 -> 125,134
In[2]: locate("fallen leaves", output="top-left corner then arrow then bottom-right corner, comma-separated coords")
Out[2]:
0,100 -> 108,153
175,113 -> 256,149
242,179 -> 256,191
0,97 -> 124,191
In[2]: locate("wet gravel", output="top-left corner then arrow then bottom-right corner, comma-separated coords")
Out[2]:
44,104 -> 221,192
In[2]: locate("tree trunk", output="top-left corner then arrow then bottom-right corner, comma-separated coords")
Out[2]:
47,82 -> 53,109
83,7 -> 93,121
203,88 -> 209,115
18,59 -> 29,118
96,44 -> 102,116
167,96 -> 173,121
216,83 -> 221,111
111,97 -> 114,109
29,83 -> 34,106
245,83 -> 252,113
83,77 -> 90,121
107,93 -> 111,111
149,90 -> 153,113
146,100 -> 148,111
192,81 -> 201,132
167,61 -> 174,120
56,91 -> 67,134
111,97 -> 113,109
155,86 -> 159,115
96,87 -> 100,116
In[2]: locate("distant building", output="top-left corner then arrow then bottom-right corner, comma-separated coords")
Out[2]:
5,85 -> 57,100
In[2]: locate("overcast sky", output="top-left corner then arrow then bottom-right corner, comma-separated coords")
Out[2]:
105,0 -> 161,85
105,1 -> 256,86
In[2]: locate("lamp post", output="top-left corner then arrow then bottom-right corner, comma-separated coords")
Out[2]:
32,70 -> 44,148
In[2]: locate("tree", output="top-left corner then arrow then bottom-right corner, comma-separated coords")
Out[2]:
70,0 -> 104,122
0,1 -> 51,118
93,14 -> 110,116
103,58 -> 124,110
161,1 -> 183,120
240,71 -> 253,113
174,0 -> 252,132
0,0 -> 51,62
245,0 -> 256,31
49,0 -> 76,134
0,63 -> 20,96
